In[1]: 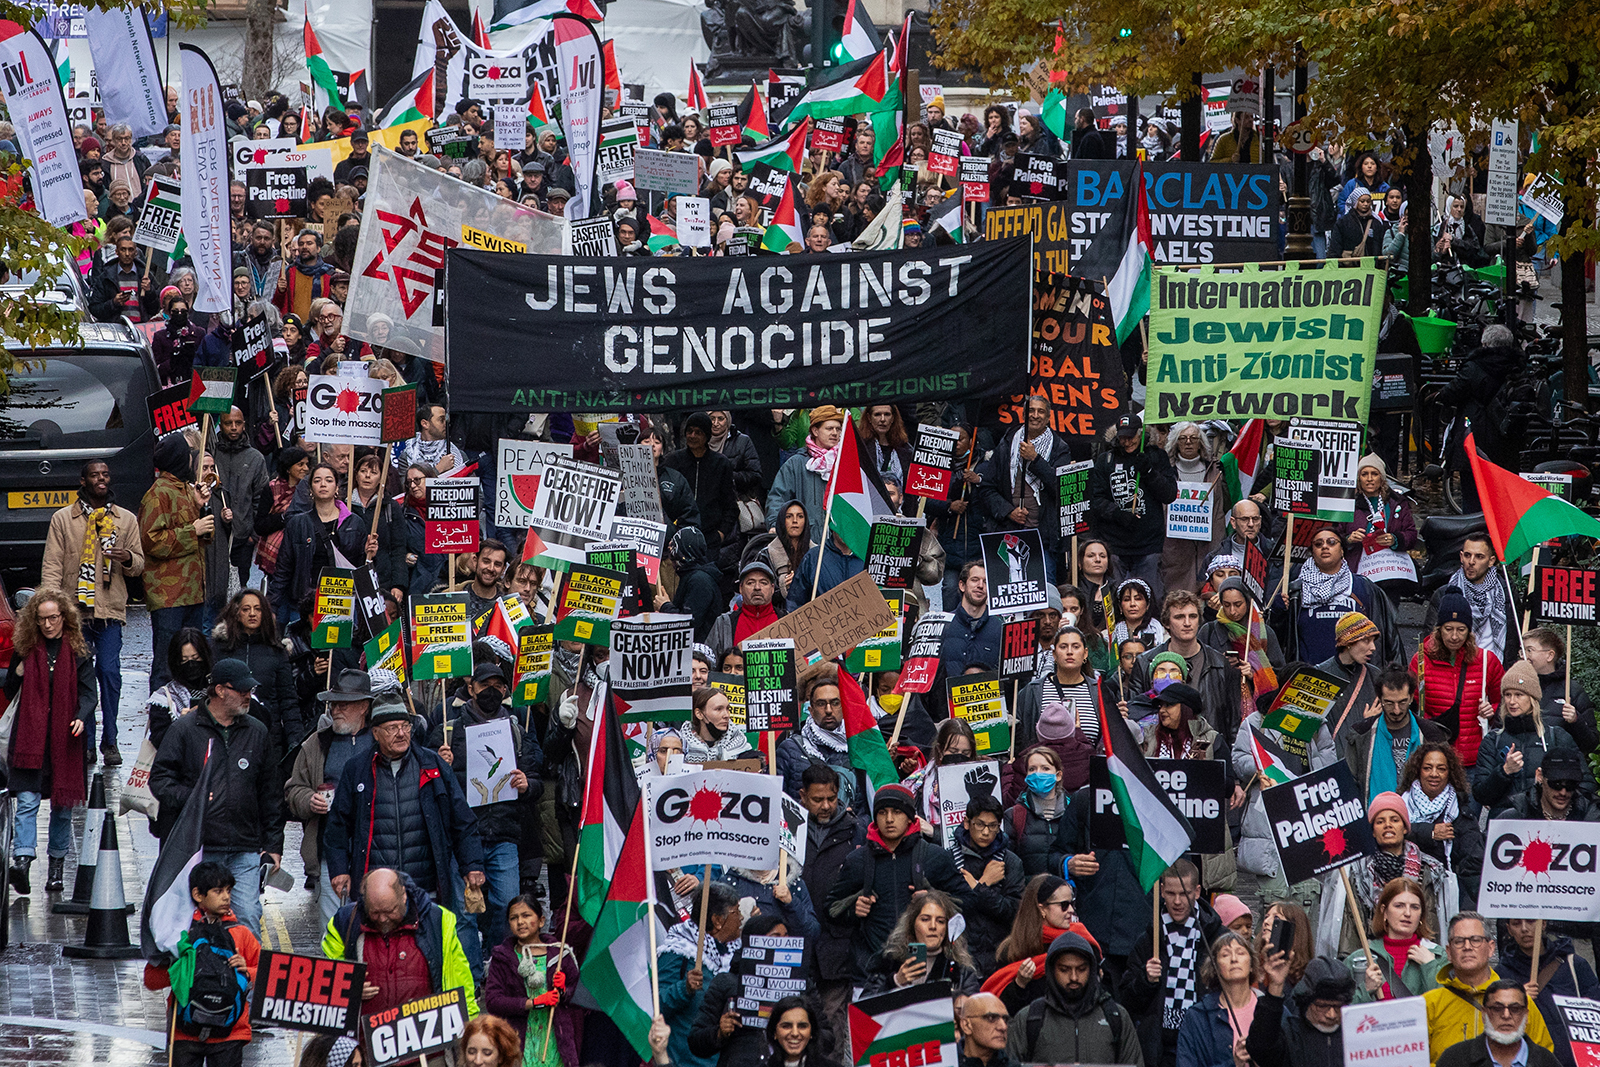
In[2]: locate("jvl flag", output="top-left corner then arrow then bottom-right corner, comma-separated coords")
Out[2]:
850,982 -> 959,1067
188,367 -> 236,414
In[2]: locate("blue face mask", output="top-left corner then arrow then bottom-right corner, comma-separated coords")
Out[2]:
1026,771 -> 1057,796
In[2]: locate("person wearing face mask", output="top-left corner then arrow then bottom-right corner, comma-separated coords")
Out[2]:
683,686 -> 755,765
286,669 -> 375,921
1247,952 -> 1357,1067
152,290 -> 204,385
146,628 -> 212,759
430,660 -> 543,955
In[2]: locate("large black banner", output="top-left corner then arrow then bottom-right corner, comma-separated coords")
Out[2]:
998,274 -> 1125,442
444,240 -> 1033,413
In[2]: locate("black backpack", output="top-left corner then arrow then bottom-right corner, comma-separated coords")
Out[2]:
175,919 -> 249,1036
1487,366 -> 1540,438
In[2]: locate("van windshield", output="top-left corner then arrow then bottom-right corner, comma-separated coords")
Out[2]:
0,355 -> 135,448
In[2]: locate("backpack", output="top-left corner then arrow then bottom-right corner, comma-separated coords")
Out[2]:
171,919 -> 249,1036
1487,366 -> 1540,438
1020,993 -> 1127,1060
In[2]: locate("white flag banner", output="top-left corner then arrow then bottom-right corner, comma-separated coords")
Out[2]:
177,44 -> 229,313
0,21 -> 85,227
551,14 -> 602,219
413,0 -> 561,119
82,6 -> 164,140
344,145 -> 563,360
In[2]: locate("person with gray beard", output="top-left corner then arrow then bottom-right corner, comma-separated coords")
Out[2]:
285,670 -> 375,922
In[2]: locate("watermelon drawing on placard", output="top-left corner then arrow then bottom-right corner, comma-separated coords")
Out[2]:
508,473 -> 541,514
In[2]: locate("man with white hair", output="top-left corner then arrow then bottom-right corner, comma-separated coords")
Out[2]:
285,670 -> 377,922
102,121 -> 150,198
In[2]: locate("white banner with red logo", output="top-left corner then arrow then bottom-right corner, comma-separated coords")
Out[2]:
645,769 -> 781,871
344,145 -> 562,361
552,14 -> 602,219
177,44 -> 229,313
0,21 -> 85,228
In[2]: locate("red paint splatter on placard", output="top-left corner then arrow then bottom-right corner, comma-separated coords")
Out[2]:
335,388 -> 359,413
1321,826 -> 1347,860
1520,836 -> 1553,875
487,66 -> 501,79
274,198 -> 290,214
688,786 -> 723,824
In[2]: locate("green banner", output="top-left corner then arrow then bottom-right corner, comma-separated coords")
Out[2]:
1145,261 -> 1383,426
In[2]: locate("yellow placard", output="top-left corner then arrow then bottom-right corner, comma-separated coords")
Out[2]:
574,621 -> 593,639
461,225 -> 527,253
432,654 -> 451,672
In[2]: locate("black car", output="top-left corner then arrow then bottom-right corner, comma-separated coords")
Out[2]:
0,315 -> 161,590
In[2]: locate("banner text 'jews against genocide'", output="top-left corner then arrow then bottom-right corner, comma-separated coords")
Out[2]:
443,239 -> 1034,413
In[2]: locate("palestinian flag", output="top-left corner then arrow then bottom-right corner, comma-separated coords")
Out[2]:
490,0 -> 604,30
602,39 -> 621,92
888,11 -> 912,73
471,7 -> 490,46
838,0 -> 883,63
141,740 -> 215,960
576,799 -> 676,1059
188,367 -> 236,415
527,80 -> 552,131
783,49 -> 898,125
1248,724 -> 1297,787
1220,418 -> 1266,507
824,413 -> 894,559
1098,679 -> 1194,890
737,82 -> 769,143
1467,430 -> 1600,561
1107,161 -> 1153,345
1040,88 -> 1070,141
375,67 -> 435,128
576,686 -> 639,924
760,175 -> 803,253
302,5 -> 343,117
872,128 -> 904,191
928,189 -> 963,242
849,983 -> 959,1067
480,595 -> 528,664
687,60 -> 708,112
646,215 -> 679,253
736,118 -> 810,174
838,668 -> 899,794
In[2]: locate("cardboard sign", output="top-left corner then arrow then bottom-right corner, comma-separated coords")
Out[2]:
1262,665 -> 1345,741
553,564 -> 625,644
1001,618 -> 1039,682
147,381 -> 198,440
867,518 -> 922,590
409,593 -> 472,680
251,950 -> 365,1035
611,613 -> 694,722
937,760 -> 1001,856
464,718 -> 519,807
1242,537 -> 1269,603
845,589 -> 904,673
364,619 -> 406,682
496,440 -> 574,530
527,458 -> 623,568
1260,762 -> 1375,885
246,165 -> 308,220
812,116 -> 847,153
633,148 -> 701,197
1166,481 -> 1215,541
304,374 -> 383,445
1340,995 -> 1428,1067
1056,460 -> 1092,536
678,196 -> 711,248
706,102 -> 740,147
310,568 -> 355,649
929,128 -> 962,177
1287,418 -> 1361,522
1533,565 -> 1600,625
959,156 -> 990,203
362,987 -> 468,1067
1477,820 -> 1600,922
495,107 -> 526,151
569,216 -> 619,257
617,443 -> 664,522
980,528 -> 1049,614
1091,757 -> 1228,853
597,117 -> 639,184
750,571 -> 895,665
896,612 -> 952,694
742,638 -> 798,732
134,175 -> 183,253
732,933 -> 808,1029
1272,439 -> 1321,517
647,768 -> 782,869
906,425 -> 960,499
949,672 -> 1006,723
511,624 -> 555,706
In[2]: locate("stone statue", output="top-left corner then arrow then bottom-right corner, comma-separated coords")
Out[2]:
701,0 -> 808,75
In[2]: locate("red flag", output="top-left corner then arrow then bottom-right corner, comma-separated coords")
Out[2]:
602,39 -> 621,91
687,60 -> 709,112
471,8 -> 490,47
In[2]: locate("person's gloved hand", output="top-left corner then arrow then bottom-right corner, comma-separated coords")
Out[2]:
533,989 -> 561,1007
558,690 -> 580,728
552,969 -> 567,990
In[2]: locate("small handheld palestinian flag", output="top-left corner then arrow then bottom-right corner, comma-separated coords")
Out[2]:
1248,724 -> 1297,788
759,176 -> 802,253
686,59 -> 708,112
1220,419 -> 1266,507
188,367 -> 236,415
1097,679 -> 1194,891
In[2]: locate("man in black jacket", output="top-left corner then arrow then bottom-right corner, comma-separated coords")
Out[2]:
1119,859 -> 1226,1067
975,395 -> 1080,584
1088,415 -> 1179,600
89,234 -> 161,323
1246,952 -> 1356,1067
798,763 -> 865,1065
664,412 -> 738,562
150,657 -> 284,937
1437,982 -> 1562,1067
955,794 -> 1025,974
1071,108 -> 1112,159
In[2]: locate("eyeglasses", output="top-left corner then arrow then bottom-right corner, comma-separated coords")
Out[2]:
1546,780 -> 1578,793
1449,935 -> 1492,947
36,613 -> 62,623
969,820 -> 1001,832
1485,1003 -> 1527,1017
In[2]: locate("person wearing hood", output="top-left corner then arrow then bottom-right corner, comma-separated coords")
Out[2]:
633,418 -> 702,534
1246,951 -> 1356,1067
1473,661 -> 1583,813
707,560 -> 784,664
1006,930 -> 1145,1064
661,526 -> 724,640
1120,859 -> 1227,1067
285,670 -> 374,921
141,433 -> 212,688
1329,190 -> 1384,260
211,406 -> 270,589
1497,917 -> 1600,1067
665,412 -> 739,561
952,794 -> 1026,974
1199,578 -> 1286,707
766,405 -> 846,537
787,529 -> 867,611
1438,325 -> 1523,506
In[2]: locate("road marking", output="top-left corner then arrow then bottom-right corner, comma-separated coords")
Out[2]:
268,900 -> 292,953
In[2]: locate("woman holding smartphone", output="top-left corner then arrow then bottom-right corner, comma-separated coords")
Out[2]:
862,889 -> 982,995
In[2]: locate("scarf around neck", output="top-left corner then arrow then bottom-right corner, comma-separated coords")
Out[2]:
1450,567 -> 1506,658
1369,714 -> 1420,799
1404,781 -> 1459,864
1301,562 -> 1354,609
1010,426 -> 1054,498
799,716 -> 848,761
804,435 -> 839,477
661,919 -> 740,975
76,497 -> 116,609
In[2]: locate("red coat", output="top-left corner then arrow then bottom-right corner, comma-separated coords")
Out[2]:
144,907 -> 260,1045
1409,636 -> 1503,765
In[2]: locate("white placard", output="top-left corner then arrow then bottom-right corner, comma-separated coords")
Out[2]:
1166,481 -> 1215,541
495,439 -> 574,529
495,107 -> 526,151
568,216 -> 618,257
1341,996 -> 1428,1067
633,147 -> 702,197
781,794 -> 807,866
936,760 -> 1000,858
679,197 -> 711,248
618,443 -> 664,523
230,137 -> 335,183
1486,119 -> 1519,228
463,718 -> 519,808
1357,547 -> 1418,583
527,457 -> 622,566
647,769 -> 783,871
1478,819 -> 1600,922
302,373 -> 383,444
597,117 -> 639,184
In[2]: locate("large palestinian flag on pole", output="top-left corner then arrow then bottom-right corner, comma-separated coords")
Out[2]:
576,685 -> 638,925
735,118 -> 811,174
1466,429 -> 1600,561
823,413 -> 893,560
1098,680 -> 1194,891
783,49 -> 899,125
837,668 -> 899,794
1220,418 -> 1266,506
849,982 -> 958,1067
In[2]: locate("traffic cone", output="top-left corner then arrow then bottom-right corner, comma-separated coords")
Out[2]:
61,812 -> 141,959
54,773 -> 129,914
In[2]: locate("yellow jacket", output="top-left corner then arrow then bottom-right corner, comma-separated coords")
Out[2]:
1424,965 -> 1553,1067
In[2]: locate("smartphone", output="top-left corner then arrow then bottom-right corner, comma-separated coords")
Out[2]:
1270,916 -> 1294,956
908,942 -> 928,966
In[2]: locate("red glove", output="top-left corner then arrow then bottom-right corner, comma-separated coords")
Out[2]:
552,969 -> 566,990
533,990 -> 560,1007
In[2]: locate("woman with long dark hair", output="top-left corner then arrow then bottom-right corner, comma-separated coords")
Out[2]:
764,500 -> 811,599
3,591 -> 95,895
267,462 -> 372,627
762,996 -> 838,1067
254,446 -> 309,582
211,587 -> 300,759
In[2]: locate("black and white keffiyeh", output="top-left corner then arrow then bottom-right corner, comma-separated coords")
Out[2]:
1450,567 -> 1507,661
1162,915 -> 1201,1030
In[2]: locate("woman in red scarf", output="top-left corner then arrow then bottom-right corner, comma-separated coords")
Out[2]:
2,591 -> 95,896
985,874 -> 1100,1013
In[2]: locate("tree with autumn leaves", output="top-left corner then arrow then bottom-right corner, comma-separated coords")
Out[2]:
930,0 -> 1599,392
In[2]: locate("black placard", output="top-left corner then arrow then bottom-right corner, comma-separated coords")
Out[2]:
251,950 -> 366,1035
1371,353 -> 1415,411
362,987 -> 468,1067
246,165 -> 308,220
1242,537 -> 1269,603
1533,565 -> 1600,625
1001,617 -> 1038,682
425,478 -> 480,523
1090,757 -> 1229,853
866,518 -> 920,590
232,311 -> 273,374
1258,761 -> 1375,885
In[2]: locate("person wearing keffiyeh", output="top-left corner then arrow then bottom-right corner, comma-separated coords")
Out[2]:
976,395 -> 1079,584
39,460 -> 145,766
1332,792 -> 1444,956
